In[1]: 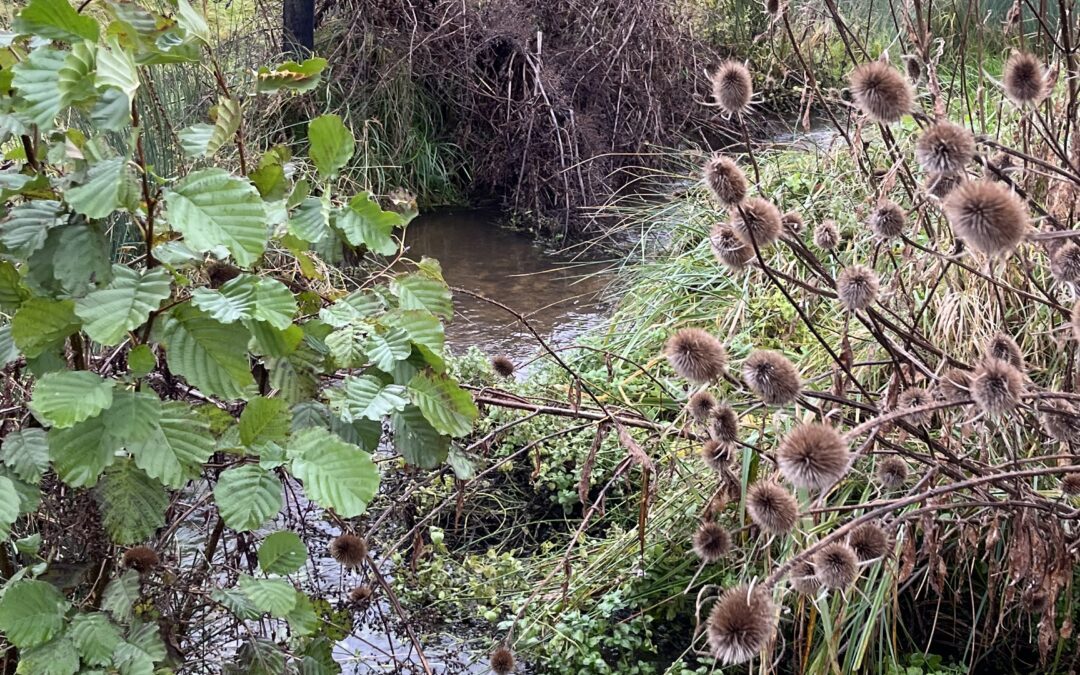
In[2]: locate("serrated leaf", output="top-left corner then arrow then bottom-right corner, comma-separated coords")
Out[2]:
364,327 -> 411,371
155,303 -> 256,400
91,87 -> 130,131
308,114 -> 354,180
164,169 -> 267,267
391,274 -> 452,318
175,0 -> 209,42
10,298 -> 76,359
326,374 -> 408,422
74,265 -> 172,345
257,531 -> 307,575
0,579 -> 69,648
267,344 -> 322,404
206,97 -> 241,157
129,401 -> 213,488
95,36 -> 139,99
285,593 -> 319,636
250,277 -> 296,329
29,370 -> 115,428
69,613 -> 122,666
0,466 -> 41,515
57,40 -> 96,105
49,413 -> 117,487
392,405 -> 449,468
28,221 -> 113,298
1,428 -> 49,483
408,373 -> 476,437
114,621 -> 166,675
97,460 -> 168,544
0,200 -> 65,258
246,320 -> 302,358
211,587 -> 261,620
289,427 -> 378,518
319,290 -> 383,328
336,192 -> 402,255
240,397 -> 291,447
0,476 -> 19,541
178,123 -> 215,158
0,261 -> 27,311
13,0 -> 99,42
127,343 -> 156,377
191,275 -> 256,323
228,638 -> 287,675
324,322 -> 367,369
214,464 -> 281,531
11,46 -> 68,128
103,389 -> 161,447
288,197 -> 330,243
102,570 -> 140,621
256,57 -> 326,93
238,575 -> 297,617
66,156 -> 128,219
15,635 -> 78,675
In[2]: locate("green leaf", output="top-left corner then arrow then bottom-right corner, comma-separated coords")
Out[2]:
326,374 -> 408,422
103,389 -> 161,446
191,275 -> 256,323
228,638 -> 287,675
392,405 -> 449,468
267,344 -> 323,404
250,277 -> 296,329
57,40 -> 97,105
408,373 -> 476,437
289,427 -> 378,518
65,156 -> 128,219
0,476 -> 19,541
0,200 -> 65,259
127,344 -> 156,377
238,575 -> 297,617
0,579 -> 69,648
324,322 -> 367,369
164,169 -> 267,267
102,570 -> 140,621
289,197 -> 331,244
0,325 -> 18,369
11,298 -> 78,359
49,414 -> 117,487
13,0 -> 99,42
175,0 -> 209,43
257,531 -> 307,575
129,401 -> 214,488
336,193 -> 402,255
256,57 -> 327,94
285,593 -> 319,636
206,97 -> 242,157
15,635 -> 79,675
69,613 -> 122,666
30,370 -> 115,428
246,320 -> 302,358
95,36 -> 140,100
1,428 -> 49,483
27,221 -> 113,298
308,114 -> 354,180
11,47 -> 68,128
211,587 -> 261,621
90,87 -> 130,131
97,460 -> 168,544
155,303 -> 256,400
0,261 -> 27,311
214,464 -> 282,531
240,397 -> 291,447
391,274 -> 452,318
319,290 -> 383,328
74,265 -> 172,346
0,467 -> 41,515
364,327 -> 411,371
113,621 -> 166,674
178,123 -> 215,158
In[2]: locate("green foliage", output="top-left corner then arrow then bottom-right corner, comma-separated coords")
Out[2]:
258,531 -> 308,575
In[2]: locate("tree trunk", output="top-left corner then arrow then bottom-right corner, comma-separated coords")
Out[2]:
282,0 -> 314,56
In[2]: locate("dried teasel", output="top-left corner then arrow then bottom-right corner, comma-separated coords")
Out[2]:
730,197 -> 783,249
813,542 -> 859,589
492,355 -> 515,378
813,219 -> 840,250
746,481 -> 799,535
868,200 -> 906,239
942,180 -> 1028,257
789,559 -> 821,595
936,367 -> 973,403
849,523 -> 889,561
1003,51 -> 1048,106
903,54 -> 922,82
1040,400 -> 1080,444
692,522 -> 732,563
490,646 -> 515,675
915,120 -> 975,175
665,328 -> 728,383
701,439 -> 733,472
349,584 -> 373,603
897,386 -> 934,426
875,456 -> 909,489
742,350 -> 801,406
706,584 -> 777,665
836,264 -> 880,312
984,332 -> 1024,371
122,546 -> 160,573
330,534 -> 368,568
711,60 -> 754,116
689,390 -> 718,422
1062,473 -> 1080,496
710,223 -> 754,270
776,423 -> 851,491
710,402 -> 739,444
704,155 -> 748,206
781,211 -> 804,234
849,60 -> 914,123
1051,242 -> 1080,283
970,357 -> 1023,416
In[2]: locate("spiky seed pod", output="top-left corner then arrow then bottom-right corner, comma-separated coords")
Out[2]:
492,355 -> 515,378
924,172 -> 960,199
1041,401 -> 1080,444
971,358 -> 1023,416
349,585 -> 373,603
849,523 -> 889,561
836,264 -> 880,312
1073,300 -> 1080,341
790,560 -> 822,595
813,219 -> 840,250
1051,242 -> 1080,283
868,201 -> 906,239
849,61 -> 914,123
706,585 -> 777,665
813,542 -> 859,589
1062,474 -> 1080,496
904,55 -> 923,82
936,367 -> 973,403
122,546 -> 159,573
942,180 -> 1028,257
710,223 -> 754,270
710,403 -> 739,444
490,647 -> 515,675
665,328 -> 728,383
742,350 -> 801,406
711,60 -> 754,116
730,197 -> 783,249
701,440 -> 732,472
1003,52 -> 1048,106
875,456 -> 909,489
704,155 -> 748,206
897,387 -> 934,426
330,534 -> 368,568
985,333 -> 1024,370
915,121 -> 975,175
693,522 -> 732,563
746,482 -> 799,535
689,390 -> 718,423
781,211 -> 804,234
776,423 -> 850,491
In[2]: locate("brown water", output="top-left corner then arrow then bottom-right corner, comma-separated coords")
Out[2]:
403,209 -> 614,365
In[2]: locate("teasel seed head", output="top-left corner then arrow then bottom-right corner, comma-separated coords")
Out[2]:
868,200 -> 906,239
943,180 -> 1028,258
490,646 -> 515,675
984,333 -> 1024,371
904,54 -> 923,82
781,211 -> 804,234
849,523 -> 889,561
875,456 -> 909,489
1040,400 -> 1080,444
711,60 -> 754,116
706,584 -> 777,665
701,439 -> 733,472
330,534 -> 368,569
813,542 -> 859,589
746,481 -> 799,535
665,328 -> 728,384
849,60 -> 914,123
915,120 -> 975,175
710,223 -> 754,270
742,349 -> 802,406
971,357 -> 1023,416
1051,242 -> 1080,283
897,386 -> 934,426
936,367 -> 973,403
349,584 -> 373,603
122,546 -> 160,574
789,560 -> 822,595
836,264 -> 880,312
492,355 -> 515,378
710,402 -> 739,444
813,219 -> 840,250
776,423 -> 851,491
1003,51 -> 1048,106
1062,473 -> 1080,497
730,197 -> 783,249
704,155 -> 748,206
692,522 -> 732,563
689,390 -> 718,423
